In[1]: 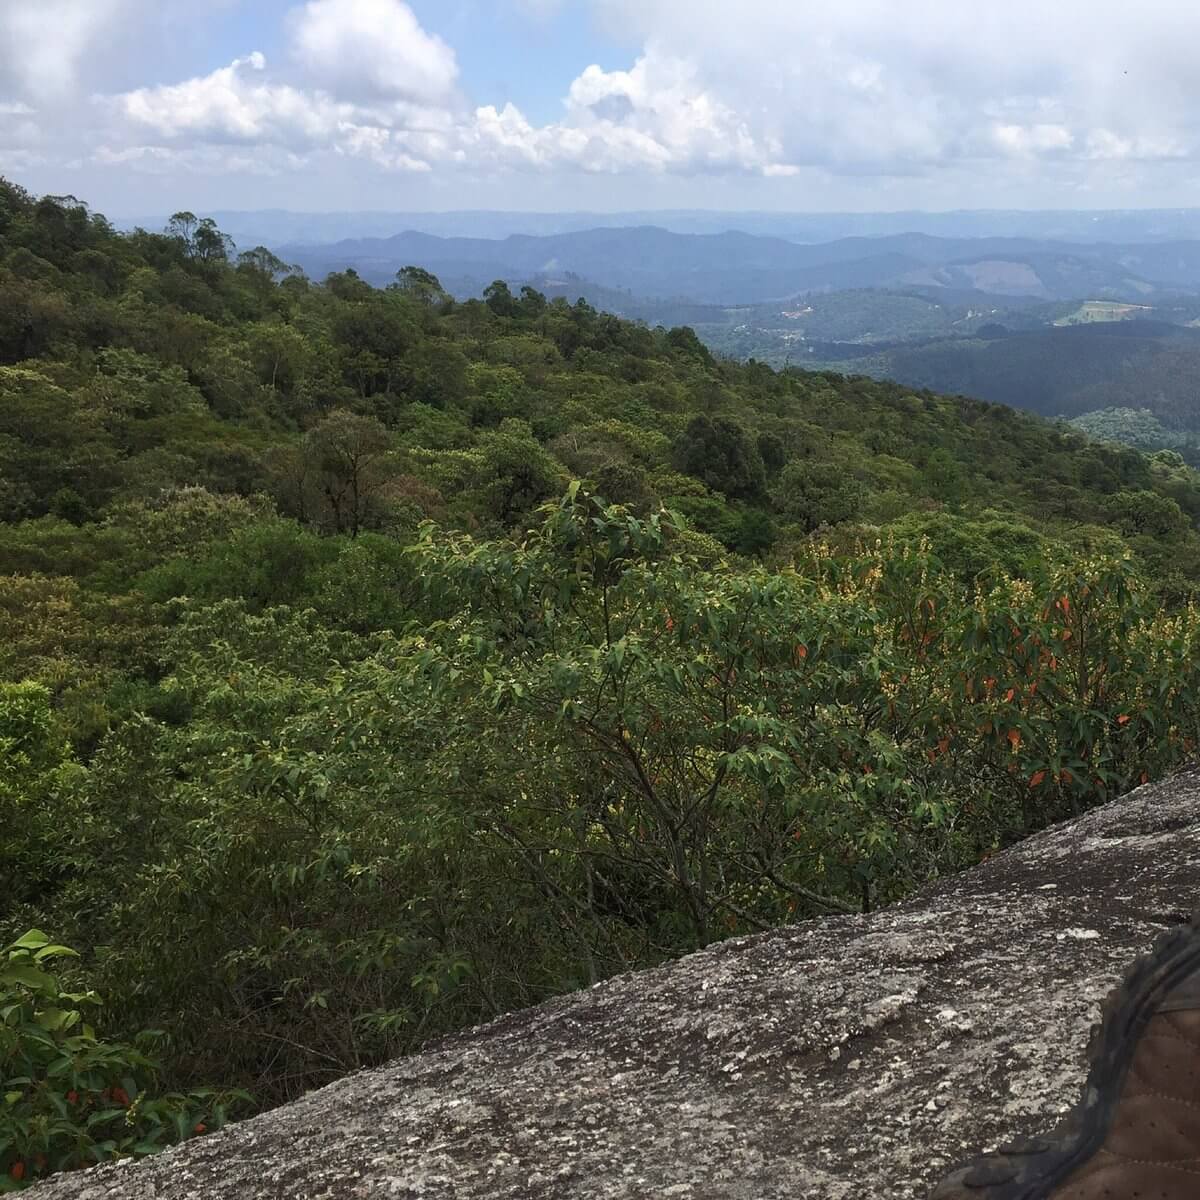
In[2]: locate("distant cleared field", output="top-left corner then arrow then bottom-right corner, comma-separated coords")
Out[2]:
1054,300 -> 1153,325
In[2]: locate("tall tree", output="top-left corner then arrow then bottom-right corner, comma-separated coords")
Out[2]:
303,410 -> 394,536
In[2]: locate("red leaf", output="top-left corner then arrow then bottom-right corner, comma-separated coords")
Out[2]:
1117,714 -> 1131,725
1029,770 -> 1047,787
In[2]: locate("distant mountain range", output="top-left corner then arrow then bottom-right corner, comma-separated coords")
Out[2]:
120,208 -> 1200,248
267,226 -> 1200,307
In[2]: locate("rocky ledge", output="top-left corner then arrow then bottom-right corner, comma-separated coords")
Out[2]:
32,770 -> 1200,1199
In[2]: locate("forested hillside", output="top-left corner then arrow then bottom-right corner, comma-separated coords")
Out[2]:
8,180 -> 1200,1188
810,320 -> 1200,435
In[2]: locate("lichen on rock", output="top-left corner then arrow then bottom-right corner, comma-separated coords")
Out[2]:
31,769 -> 1200,1199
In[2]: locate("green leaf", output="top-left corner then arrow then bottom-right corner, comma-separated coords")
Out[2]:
0,965 -> 56,991
10,930 -> 51,951
33,945 -> 79,963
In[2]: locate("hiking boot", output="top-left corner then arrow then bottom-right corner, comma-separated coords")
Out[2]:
930,913 -> 1200,1199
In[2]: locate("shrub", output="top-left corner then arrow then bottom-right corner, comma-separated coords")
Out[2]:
0,931 -> 247,1190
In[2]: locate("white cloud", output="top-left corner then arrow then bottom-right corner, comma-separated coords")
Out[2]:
91,142 -> 310,177
993,124 -> 1074,157
584,0 -> 1200,177
10,0 -> 1200,207
458,52 -> 790,176
117,53 -> 352,146
287,0 -> 459,104
0,0 -> 128,101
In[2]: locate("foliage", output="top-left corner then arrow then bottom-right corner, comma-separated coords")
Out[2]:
0,930 -> 246,1190
5,178 -> 1200,1184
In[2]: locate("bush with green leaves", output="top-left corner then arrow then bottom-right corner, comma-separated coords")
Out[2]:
22,495 -> 1200,1115
0,930 -> 246,1191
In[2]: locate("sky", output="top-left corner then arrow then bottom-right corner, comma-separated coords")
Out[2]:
3,0 -> 1200,216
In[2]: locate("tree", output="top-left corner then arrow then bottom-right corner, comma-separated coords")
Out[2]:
777,460 -> 864,531
193,218 -> 234,265
393,265 -> 449,307
674,414 -> 765,500
665,325 -> 714,366
1102,489 -> 1189,538
0,682 -> 72,913
166,211 -> 199,249
483,280 -> 517,318
237,246 -> 289,279
517,286 -> 548,319
475,419 -> 567,524
923,447 -> 968,507
303,410 -> 395,535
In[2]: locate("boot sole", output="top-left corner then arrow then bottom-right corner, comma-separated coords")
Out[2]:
931,912 -> 1200,1199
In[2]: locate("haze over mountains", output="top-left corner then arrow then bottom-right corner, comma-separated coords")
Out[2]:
265,226 -> 1200,306
121,208 -> 1200,249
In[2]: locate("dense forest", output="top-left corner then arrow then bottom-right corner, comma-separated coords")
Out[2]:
806,320 -> 1200,450
7,179 -> 1200,1188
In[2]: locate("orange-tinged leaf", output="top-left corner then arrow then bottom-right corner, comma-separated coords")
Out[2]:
1029,770 -> 1047,787
796,643 -> 808,660
1058,595 -> 1071,616
1004,688 -> 1016,703
1117,714 -> 1131,725
1141,771 -> 1150,785
938,737 -> 951,755
1007,729 -> 1021,751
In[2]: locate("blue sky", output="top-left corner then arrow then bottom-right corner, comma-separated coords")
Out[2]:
3,0 -> 1200,216
194,1 -> 622,122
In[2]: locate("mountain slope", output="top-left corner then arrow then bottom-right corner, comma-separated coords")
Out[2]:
817,321 -> 1200,431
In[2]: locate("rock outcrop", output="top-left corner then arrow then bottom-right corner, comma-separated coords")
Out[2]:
33,770 -> 1200,1199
